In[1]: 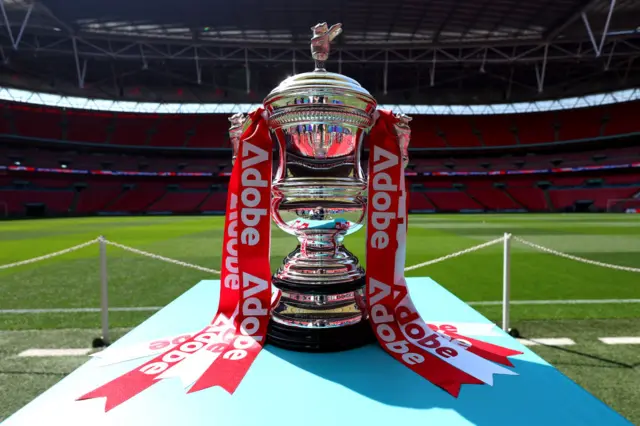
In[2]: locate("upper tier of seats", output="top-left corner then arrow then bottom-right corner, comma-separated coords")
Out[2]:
2,143 -> 638,179
1,101 -> 640,149
2,172 -> 638,216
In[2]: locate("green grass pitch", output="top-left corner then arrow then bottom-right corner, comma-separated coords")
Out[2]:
0,214 -> 639,422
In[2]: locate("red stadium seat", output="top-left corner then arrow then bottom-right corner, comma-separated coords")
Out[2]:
548,187 -> 638,210
604,102 -> 640,136
188,115 -> 229,148
409,116 -> 447,148
409,192 -> 435,211
473,115 -> 517,146
0,189 -> 74,214
147,191 -> 209,213
557,108 -> 603,141
12,106 -> 63,140
75,186 -> 123,213
426,191 -> 483,211
514,111 -> 556,144
505,187 -> 548,211
105,183 -> 166,212
436,116 -> 481,147
148,116 -> 198,147
199,192 -> 228,211
466,188 -> 522,210
110,114 -> 156,146
66,111 -> 112,143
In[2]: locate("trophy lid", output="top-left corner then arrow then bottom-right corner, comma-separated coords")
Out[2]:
264,70 -> 375,105
263,23 -> 377,129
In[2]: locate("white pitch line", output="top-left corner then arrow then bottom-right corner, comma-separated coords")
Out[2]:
0,307 -> 162,314
18,348 -> 92,357
517,338 -> 576,346
469,299 -> 640,306
599,337 -> 640,345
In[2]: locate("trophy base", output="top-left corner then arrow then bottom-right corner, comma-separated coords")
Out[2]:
267,319 -> 375,352
268,274 -> 375,352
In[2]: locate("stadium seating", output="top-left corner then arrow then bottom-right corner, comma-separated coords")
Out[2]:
104,183 -> 167,213
147,191 -> 209,213
0,189 -> 74,215
10,106 -> 63,141
505,187 -> 549,211
513,111 -> 556,145
1,171 -> 638,216
409,192 -> 436,211
199,192 -> 227,211
2,99 -> 640,217
471,115 -> 517,147
2,101 -> 640,150
188,115 -> 230,148
425,190 -> 483,211
74,183 -> 123,214
548,187 -> 639,210
147,116 -> 199,147
66,112 -> 112,144
604,102 -> 640,136
435,116 -> 482,147
465,188 -> 523,210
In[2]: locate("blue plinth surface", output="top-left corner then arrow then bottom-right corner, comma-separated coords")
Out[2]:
3,277 -> 632,426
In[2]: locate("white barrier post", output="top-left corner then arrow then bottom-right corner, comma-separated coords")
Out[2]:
99,235 -> 110,346
502,233 -> 511,333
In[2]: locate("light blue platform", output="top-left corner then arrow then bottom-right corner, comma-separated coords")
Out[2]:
3,277 -> 632,426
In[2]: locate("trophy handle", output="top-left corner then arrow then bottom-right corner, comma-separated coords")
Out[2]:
393,113 -> 412,169
228,113 -> 248,164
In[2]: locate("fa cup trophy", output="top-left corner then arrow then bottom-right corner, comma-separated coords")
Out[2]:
228,23 -> 408,352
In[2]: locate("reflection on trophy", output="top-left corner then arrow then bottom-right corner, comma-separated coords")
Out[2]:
229,23 -> 407,351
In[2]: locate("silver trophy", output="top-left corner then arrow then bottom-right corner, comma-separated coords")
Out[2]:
229,23 -> 409,351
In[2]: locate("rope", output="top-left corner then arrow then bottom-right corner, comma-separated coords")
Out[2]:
513,236 -> 640,273
0,238 -> 100,270
404,236 -> 506,271
2,234 -> 637,276
103,239 -> 221,275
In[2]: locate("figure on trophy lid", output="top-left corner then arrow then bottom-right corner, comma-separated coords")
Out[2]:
310,22 -> 342,71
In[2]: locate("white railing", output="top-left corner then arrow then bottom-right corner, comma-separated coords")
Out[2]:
1,233 -> 638,344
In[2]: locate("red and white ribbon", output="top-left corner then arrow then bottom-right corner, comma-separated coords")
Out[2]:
79,109 -> 521,411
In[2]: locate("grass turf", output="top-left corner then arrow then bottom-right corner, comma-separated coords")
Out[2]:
1,214 -> 639,329
0,214 -> 639,422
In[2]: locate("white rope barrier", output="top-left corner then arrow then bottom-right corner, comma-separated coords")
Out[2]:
2,234 -> 637,275
513,236 -> 640,274
404,236 -> 506,271
102,240 -> 221,275
2,232 -> 637,339
0,238 -> 100,270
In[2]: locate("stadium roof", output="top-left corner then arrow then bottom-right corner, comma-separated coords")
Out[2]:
0,0 -> 639,104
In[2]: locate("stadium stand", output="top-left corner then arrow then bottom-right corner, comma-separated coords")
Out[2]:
147,191 -> 210,213
2,101 -> 640,217
548,187 -> 639,211
2,101 -> 640,150
0,189 -> 74,215
199,191 -> 228,212
66,112 -> 112,144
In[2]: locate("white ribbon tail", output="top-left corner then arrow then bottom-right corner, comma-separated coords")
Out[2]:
156,347 -> 224,388
397,296 -> 518,386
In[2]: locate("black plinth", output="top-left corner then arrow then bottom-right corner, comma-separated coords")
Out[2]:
267,318 -> 376,352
